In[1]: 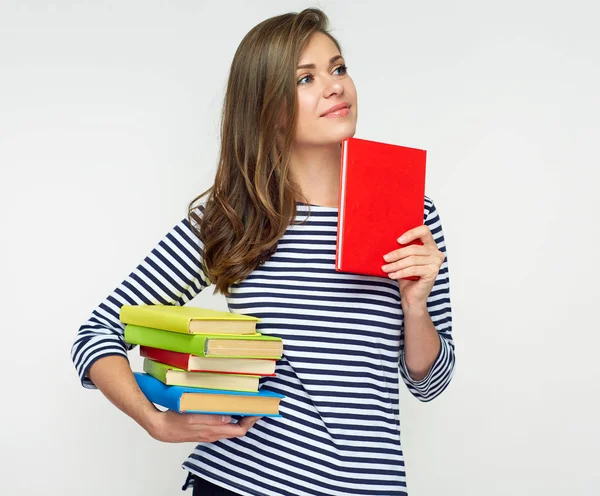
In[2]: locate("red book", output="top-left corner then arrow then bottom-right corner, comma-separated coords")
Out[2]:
336,137 -> 426,279
139,346 -> 277,376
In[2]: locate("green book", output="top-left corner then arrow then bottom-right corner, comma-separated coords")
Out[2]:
124,324 -> 283,359
143,358 -> 260,392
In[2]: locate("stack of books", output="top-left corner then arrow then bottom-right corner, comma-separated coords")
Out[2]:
120,305 -> 284,417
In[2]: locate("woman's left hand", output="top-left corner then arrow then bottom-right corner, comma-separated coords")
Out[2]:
381,225 -> 445,307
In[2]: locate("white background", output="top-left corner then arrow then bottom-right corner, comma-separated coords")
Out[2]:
1,1 -> 599,495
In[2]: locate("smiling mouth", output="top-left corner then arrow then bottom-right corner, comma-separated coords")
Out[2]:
321,107 -> 350,118
321,103 -> 351,117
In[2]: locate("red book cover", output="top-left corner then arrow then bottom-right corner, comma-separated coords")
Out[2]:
336,137 -> 426,279
139,346 -> 277,376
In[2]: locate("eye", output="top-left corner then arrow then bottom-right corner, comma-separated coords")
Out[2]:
297,65 -> 349,86
297,74 -> 313,85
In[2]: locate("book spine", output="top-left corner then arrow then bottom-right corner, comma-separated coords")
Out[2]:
143,358 -> 170,383
140,346 -> 192,370
134,372 -> 182,412
124,324 -> 208,356
336,138 -> 349,271
120,306 -> 189,334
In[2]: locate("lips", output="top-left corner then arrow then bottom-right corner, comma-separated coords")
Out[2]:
321,102 -> 350,117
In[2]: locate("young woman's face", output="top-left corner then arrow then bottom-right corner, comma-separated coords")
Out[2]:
293,32 -> 358,147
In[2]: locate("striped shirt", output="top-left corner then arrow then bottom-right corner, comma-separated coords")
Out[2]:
71,197 -> 455,496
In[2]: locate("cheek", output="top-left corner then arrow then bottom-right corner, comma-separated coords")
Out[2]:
297,91 -> 318,120
346,79 -> 358,103
295,94 -> 316,134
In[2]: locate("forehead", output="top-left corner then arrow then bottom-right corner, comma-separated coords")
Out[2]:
298,32 -> 340,63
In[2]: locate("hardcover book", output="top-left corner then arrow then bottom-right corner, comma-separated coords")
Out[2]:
124,324 -> 283,359
140,346 -> 277,376
336,137 -> 426,279
143,358 -> 260,392
120,305 -> 259,335
134,372 -> 284,416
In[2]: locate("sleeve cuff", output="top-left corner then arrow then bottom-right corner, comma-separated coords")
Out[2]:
399,332 -> 443,388
74,338 -> 130,389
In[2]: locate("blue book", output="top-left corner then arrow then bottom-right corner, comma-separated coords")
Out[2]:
134,372 -> 284,417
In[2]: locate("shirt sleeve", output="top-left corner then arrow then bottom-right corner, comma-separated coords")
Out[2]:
398,197 -> 455,402
70,206 -> 211,389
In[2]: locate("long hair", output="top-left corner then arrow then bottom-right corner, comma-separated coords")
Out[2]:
188,8 -> 342,295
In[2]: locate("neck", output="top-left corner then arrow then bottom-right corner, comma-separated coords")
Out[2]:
288,142 -> 341,207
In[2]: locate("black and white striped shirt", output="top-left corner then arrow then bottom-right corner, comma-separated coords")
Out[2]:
71,197 -> 455,496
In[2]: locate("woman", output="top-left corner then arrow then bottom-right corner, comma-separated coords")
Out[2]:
71,8 -> 455,496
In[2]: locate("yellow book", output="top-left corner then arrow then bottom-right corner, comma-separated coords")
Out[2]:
119,305 -> 259,335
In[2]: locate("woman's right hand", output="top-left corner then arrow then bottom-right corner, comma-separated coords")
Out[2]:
147,410 -> 262,443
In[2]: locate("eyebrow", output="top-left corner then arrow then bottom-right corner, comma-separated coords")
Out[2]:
297,54 -> 343,70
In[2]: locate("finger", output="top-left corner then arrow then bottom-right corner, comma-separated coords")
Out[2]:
184,413 -> 231,426
238,416 -> 262,430
383,245 -> 427,263
212,423 -> 249,437
199,423 -> 248,438
398,225 -> 435,246
192,423 -> 249,443
382,255 -> 436,274
388,264 -> 439,280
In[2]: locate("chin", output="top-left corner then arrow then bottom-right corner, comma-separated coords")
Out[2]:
295,124 -> 357,147
342,127 -> 357,140
332,126 -> 357,143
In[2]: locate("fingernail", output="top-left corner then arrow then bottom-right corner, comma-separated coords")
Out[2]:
398,236 -> 407,243
222,416 -> 230,423
383,254 -> 391,262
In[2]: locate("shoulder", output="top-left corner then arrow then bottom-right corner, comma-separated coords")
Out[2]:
423,195 -> 447,247
423,195 -> 439,222
188,197 -> 209,231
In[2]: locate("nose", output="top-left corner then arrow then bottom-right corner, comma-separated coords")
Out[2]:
323,77 -> 344,98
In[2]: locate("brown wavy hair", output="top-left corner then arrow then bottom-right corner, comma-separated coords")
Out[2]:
188,8 -> 342,295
